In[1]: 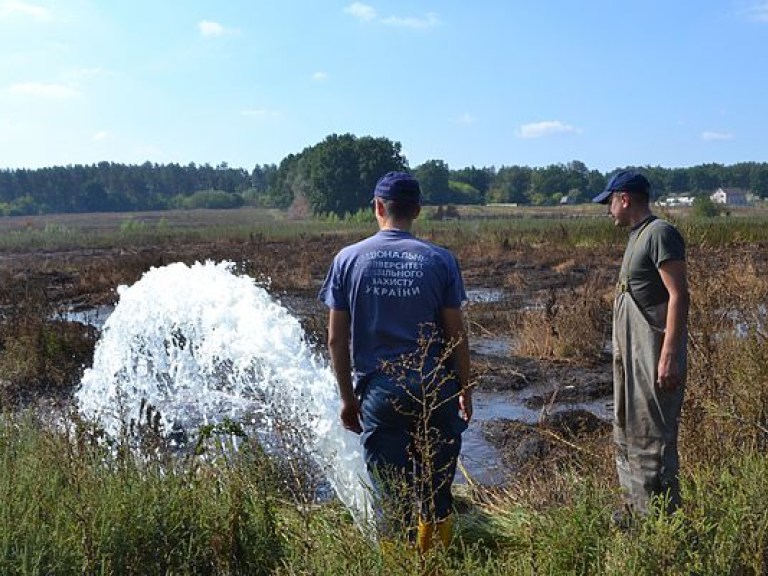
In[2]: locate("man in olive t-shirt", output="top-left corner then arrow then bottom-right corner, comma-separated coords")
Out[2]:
594,170 -> 689,522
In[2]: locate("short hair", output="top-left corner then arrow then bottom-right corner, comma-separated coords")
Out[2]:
630,190 -> 650,207
381,198 -> 419,220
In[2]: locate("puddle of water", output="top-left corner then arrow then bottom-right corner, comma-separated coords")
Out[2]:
57,305 -> 114,329
472,390 -> 540,423
470,336 -> 514,356
458,389 -> 612,485
466,288 -> 505,303
730,304 -> 767,339
458,425 -> 507,485
457,390 -> 540,484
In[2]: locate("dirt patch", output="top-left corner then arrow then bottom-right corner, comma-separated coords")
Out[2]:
482,409 -> 612,473
522,362 -> 613,408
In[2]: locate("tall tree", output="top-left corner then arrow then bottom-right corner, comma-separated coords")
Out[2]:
489,166 -> 531,204
750,164 -> 768,198
415,159 -> 451,204
688,163 -> 723,192
356,136 -> 406,201
451,166 -> 493,200
272,133 -> 406,216
305,134 -> 361,215
666,168 -> 691,194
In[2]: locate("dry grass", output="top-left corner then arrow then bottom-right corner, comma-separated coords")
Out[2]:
682,244 -> 768,467
515,272 -> 612,364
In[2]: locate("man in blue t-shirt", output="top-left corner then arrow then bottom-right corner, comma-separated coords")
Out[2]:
319,172 -> 472,552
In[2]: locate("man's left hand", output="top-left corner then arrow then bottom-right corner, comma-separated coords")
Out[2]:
459,388 -> 473,423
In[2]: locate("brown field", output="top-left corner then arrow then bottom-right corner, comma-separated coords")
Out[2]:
1,206 -> 767,493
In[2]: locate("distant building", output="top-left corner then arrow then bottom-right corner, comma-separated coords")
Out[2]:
656,194 -> 695,207
711,187 -> 749,206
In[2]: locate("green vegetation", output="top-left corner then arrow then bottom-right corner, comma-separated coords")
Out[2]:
2,134 -> 767,217
1,414 -> 766,574
691,195 -> 720,218
2,204 -> 768,253
0,413 -> 284,575
171,189 -> 246,210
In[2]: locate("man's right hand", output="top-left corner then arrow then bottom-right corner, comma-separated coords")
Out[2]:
340,398 -> 362,434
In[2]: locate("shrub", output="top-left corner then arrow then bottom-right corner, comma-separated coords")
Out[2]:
692,196 -> 719,218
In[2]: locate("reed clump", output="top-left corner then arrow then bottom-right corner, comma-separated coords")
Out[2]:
0,410 -> 283,575
683,244 -> 768,463
0,274 -> 96,406
515,272 -> 612,364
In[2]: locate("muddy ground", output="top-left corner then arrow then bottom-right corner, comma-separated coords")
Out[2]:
0,223 -> 623,482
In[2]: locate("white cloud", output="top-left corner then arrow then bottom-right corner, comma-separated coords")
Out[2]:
0,0 -> 51,21
701,130 -> 734,141
743,1 -> 768,22
92,131 -> 110,142
343,3 -> 439,29
516,120 -> 581,138
198,20 -> 238,37
8,82 -> 79,98
312,71 -> 329,81
381,12 -> 440,29
344,2 -> 377,22
453,113 -> 476,126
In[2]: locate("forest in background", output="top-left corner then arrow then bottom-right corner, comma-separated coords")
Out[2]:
2,132 -> 767,217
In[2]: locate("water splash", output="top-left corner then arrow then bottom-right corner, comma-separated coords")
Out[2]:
76,261 -> 371,524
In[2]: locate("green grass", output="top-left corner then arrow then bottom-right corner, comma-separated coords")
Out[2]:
2,413 -> 767,575
3,205 -> 768,252
0,413 -> 283,575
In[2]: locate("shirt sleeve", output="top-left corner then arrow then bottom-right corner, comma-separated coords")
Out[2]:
442,252 -> 467,308
318,256 -> 350,311
650,222 -> 686,268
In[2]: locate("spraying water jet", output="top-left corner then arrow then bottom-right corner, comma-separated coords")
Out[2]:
76,261 -> 371,525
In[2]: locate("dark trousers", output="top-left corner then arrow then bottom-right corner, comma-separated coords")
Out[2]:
359,371 -> 466,535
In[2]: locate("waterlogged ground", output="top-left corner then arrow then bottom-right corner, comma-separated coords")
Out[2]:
0,210 -> 623,487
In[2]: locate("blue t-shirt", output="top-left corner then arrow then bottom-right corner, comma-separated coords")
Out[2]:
318,229 -> 467,385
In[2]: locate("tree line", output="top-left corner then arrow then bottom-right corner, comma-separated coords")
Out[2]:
1,133 -> 767,217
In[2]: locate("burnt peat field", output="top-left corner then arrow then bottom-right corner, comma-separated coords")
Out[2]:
1,205 -> 767,575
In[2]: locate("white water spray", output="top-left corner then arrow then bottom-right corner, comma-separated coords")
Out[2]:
76,261 -> 371,524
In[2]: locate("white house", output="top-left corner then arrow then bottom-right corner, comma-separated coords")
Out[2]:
711,187 -> 749,206
656,194 -> 694,207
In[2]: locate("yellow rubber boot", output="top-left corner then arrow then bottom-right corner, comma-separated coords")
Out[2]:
416,519 -> 435,555
436,515 -> 454,549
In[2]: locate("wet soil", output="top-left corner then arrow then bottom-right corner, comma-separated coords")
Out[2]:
0,221 -> 624,481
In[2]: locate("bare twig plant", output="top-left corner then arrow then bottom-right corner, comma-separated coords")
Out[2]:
376,324 -> 472,546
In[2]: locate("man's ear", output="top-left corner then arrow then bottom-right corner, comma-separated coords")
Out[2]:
620,192 -> 631,207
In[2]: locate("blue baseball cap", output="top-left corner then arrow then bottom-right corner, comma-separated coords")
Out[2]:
592,170 -> 651,204
373,172 -> 421,204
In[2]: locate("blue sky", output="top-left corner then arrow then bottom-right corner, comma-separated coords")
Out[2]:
1,0 -> 766,173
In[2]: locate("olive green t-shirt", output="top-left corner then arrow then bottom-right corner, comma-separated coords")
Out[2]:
619,216 -> 686,310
